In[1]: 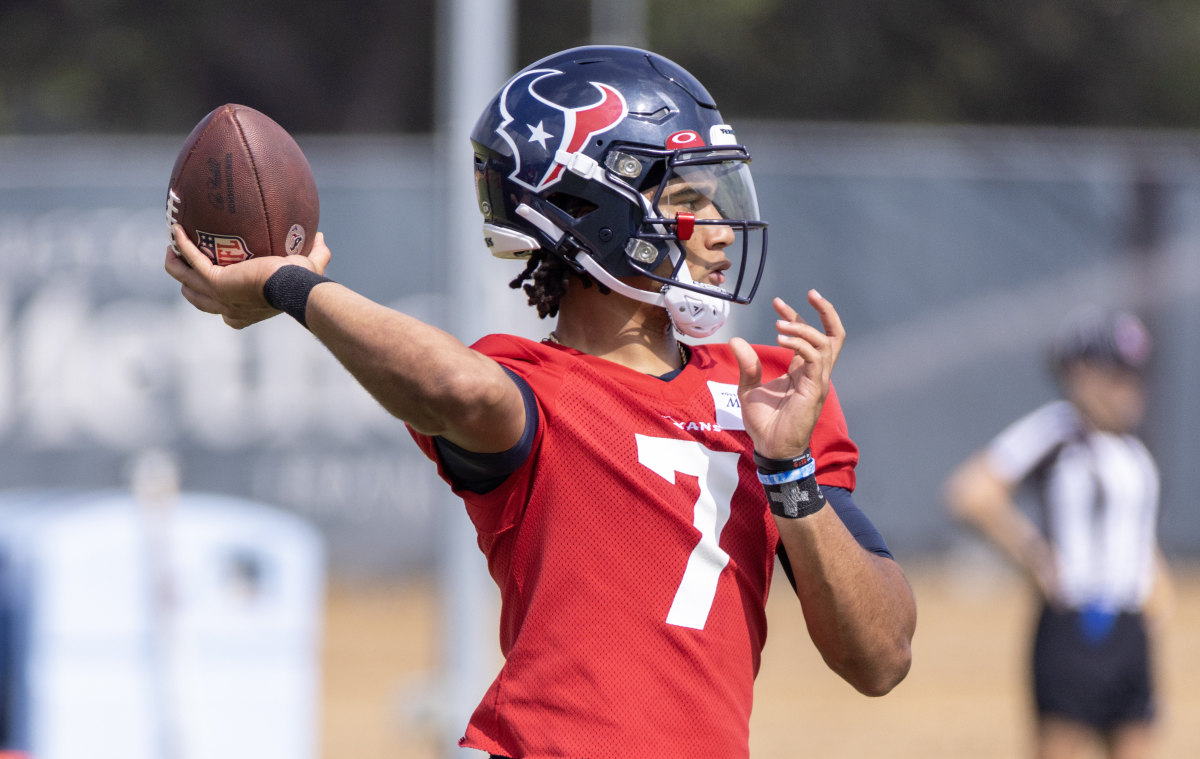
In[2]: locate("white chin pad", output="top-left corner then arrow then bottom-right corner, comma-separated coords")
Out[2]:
663,280 -> 730,338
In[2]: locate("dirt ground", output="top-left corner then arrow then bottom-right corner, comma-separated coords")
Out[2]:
320,559 -> 1200,759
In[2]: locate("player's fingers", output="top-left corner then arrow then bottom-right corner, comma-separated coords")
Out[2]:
810,291 -> 844,369
774,318 -> 827,342
171,225 -> 215,274
776,329 -> 822,366
164,246 -> 190,281
164,245 -> 221,301
177,284 -> 223,315
774,318 -> 831,356
808,289 -> 845,346
729,337 -> 763,391
772,297 -> 804,325
307,231 -> 332,273
164,248 -> 214,299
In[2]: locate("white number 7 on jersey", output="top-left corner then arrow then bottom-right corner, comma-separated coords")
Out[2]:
636,434 -> 741,630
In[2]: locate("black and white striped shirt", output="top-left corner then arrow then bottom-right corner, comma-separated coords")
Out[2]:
986,400 -> 1159,612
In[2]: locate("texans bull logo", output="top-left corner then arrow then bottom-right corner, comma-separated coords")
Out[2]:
495,68 -> 628,192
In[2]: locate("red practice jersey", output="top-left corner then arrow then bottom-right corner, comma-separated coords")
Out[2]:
411,335 -> 858,758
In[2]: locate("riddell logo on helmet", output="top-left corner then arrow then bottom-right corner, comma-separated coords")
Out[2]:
709,125 -> 738,146
494,68 -> 629,192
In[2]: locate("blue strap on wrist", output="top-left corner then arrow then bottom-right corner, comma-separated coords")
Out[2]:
754,448 -> 826,518
756,459 -> 816,485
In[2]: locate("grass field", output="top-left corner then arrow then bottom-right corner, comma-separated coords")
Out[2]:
320,559 -> 1200,759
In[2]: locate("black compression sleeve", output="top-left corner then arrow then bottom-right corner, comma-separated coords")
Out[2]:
432,367 -> 538,494
775,485 -> 894,592
825,486 -> 893,559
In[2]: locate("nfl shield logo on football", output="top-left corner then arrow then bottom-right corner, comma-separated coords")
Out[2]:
197,230 -> 254,265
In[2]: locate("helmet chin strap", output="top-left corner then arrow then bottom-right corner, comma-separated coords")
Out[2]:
574,249 -> 730,339
661,252 -> 731,338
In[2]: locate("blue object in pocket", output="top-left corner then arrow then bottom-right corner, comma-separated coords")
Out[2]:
1078,603 -> 1118,644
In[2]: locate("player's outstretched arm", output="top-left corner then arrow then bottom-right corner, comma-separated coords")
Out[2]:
164,226 -> 526,453
731,291 -> 915,696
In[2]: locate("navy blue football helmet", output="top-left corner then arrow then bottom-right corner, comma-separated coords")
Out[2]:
471,46 -> 767,337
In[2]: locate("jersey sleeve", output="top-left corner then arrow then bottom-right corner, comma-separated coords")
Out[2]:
429,368 -> 539,494
776,485 -> 894,591
810,384 -> 859,492
407,336 -> 552,537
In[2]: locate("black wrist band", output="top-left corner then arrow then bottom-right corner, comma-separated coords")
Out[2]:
263,266 -> 332,328
764,476 -> 827,519
753,448 -> 814,474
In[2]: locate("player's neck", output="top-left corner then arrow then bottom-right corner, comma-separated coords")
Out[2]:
553,282 -> 685,375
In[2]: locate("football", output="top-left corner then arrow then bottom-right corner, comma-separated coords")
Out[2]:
166,103 -> 319,265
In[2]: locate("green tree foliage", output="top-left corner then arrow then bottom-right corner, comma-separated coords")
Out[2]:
4,0 -> 1200,133
0,0 -> 435,134
650,0 -> 1200,127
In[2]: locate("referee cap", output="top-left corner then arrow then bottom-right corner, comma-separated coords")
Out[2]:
1050,306 -> 1152,376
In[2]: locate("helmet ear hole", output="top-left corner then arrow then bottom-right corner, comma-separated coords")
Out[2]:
639,163 -> 666,193
546,193 -> 599,219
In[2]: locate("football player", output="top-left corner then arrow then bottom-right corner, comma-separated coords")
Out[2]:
166,45 -> 916,759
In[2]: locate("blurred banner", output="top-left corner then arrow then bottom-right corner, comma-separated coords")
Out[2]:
0,123 -> 1198,576
0,485 -> 324,759
0,135 -> 452,578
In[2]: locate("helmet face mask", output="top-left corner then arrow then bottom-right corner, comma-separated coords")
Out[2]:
471,45 -> 768,334
625,145 -> 766,305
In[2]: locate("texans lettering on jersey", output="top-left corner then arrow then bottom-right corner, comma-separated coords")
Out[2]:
410,335 -> 858,759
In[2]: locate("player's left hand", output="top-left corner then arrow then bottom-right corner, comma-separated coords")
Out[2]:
164,224 -> 332,329
729,290 -> 844,460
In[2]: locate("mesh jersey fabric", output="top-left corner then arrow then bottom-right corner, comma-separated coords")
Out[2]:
410,335 -> 859,759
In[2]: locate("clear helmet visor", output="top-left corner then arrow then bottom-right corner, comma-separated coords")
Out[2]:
633,150 -> 768,306
659,158 -> 761,223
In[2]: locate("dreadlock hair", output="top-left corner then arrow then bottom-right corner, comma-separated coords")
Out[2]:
508,251 -> 609,319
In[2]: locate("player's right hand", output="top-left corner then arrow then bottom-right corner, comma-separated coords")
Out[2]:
730,290 -> 844,461
164,224 -> 332,329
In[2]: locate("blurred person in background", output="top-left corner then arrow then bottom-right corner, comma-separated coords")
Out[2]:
945,307 -> 1172,759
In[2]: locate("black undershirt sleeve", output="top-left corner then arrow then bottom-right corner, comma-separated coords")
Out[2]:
433,373 -> 894,580
432,367 -> 539,494
775,485 -> 894,593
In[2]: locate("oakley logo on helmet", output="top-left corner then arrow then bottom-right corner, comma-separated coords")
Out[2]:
666,130 -> 705,148
495,68 -> 628,192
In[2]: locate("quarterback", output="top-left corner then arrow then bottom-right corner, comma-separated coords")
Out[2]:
166,46 -> 916,759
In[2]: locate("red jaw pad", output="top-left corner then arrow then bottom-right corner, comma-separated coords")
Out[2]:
676,212 -> 695,240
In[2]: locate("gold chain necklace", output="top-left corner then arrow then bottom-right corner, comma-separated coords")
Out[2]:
547,331 -> 689,368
